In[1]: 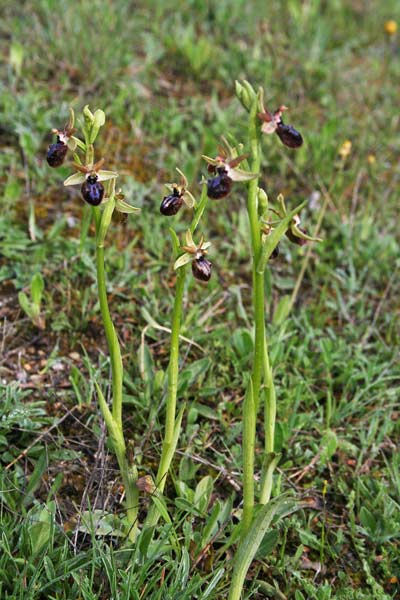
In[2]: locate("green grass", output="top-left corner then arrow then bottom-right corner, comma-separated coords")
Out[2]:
1,0 -> 400,598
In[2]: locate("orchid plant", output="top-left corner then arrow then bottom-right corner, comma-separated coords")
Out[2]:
201,81 -> 321,599
47,106 -> 140,540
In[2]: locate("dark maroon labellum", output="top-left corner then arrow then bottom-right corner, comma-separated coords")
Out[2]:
46,137 -> 68,167
81,175 -> 105,206
207,168 -> 232,200
276,122 -> 303,148
270,244 -> 280,259
286,227 -> 307,246
160,189 -> 183,216
192,256 -> 212,282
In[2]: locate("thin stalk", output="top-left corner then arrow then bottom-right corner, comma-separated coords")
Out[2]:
242,381 -> 256,532
145,186 -> 208,529
152,266 -> 186,497
242,99 -> 264,534
115,449 -> 139,541
94,207 -> 124,429
93,208 -> 138,539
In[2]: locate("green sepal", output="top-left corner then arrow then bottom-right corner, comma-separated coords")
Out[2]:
70,136 -> 86,151
115,198 -> 141,214
174,252 -> 192,270
64,172 -> 86,186
97,170 -> 118,182
290,223 -> 323,243
229,167 -> 259,182
67,138 -> 77,151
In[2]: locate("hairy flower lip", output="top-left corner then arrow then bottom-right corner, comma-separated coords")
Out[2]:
276,122 -> 303,148
207,169 -> 233,200
81,175 -> 105,206
160,189 -> 184,216
46,139 -> 68,168
258,105 -> 303,148
192,256 -> 212,282
163,168 -> 195,210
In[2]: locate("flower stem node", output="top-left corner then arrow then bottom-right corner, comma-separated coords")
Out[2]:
160,168 -> 195,216
258,105 -> 303,148
174,230 -> 212,282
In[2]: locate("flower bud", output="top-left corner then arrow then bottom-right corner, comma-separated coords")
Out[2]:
46,137 -> 68,167
81,175 -> 105,206
235,81 -> 254,112
192,256 -> 212,281
207,168 -> 232,200
257,187 -> 268,215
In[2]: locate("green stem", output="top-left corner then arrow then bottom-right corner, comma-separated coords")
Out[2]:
157,265 -> 186,489
145,186 -> 208,529
94,208 -> 124,429
242,380 -> 256,532
93,208 -> 138,539
115,449 -> 139,541
242,99 -> 264,534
